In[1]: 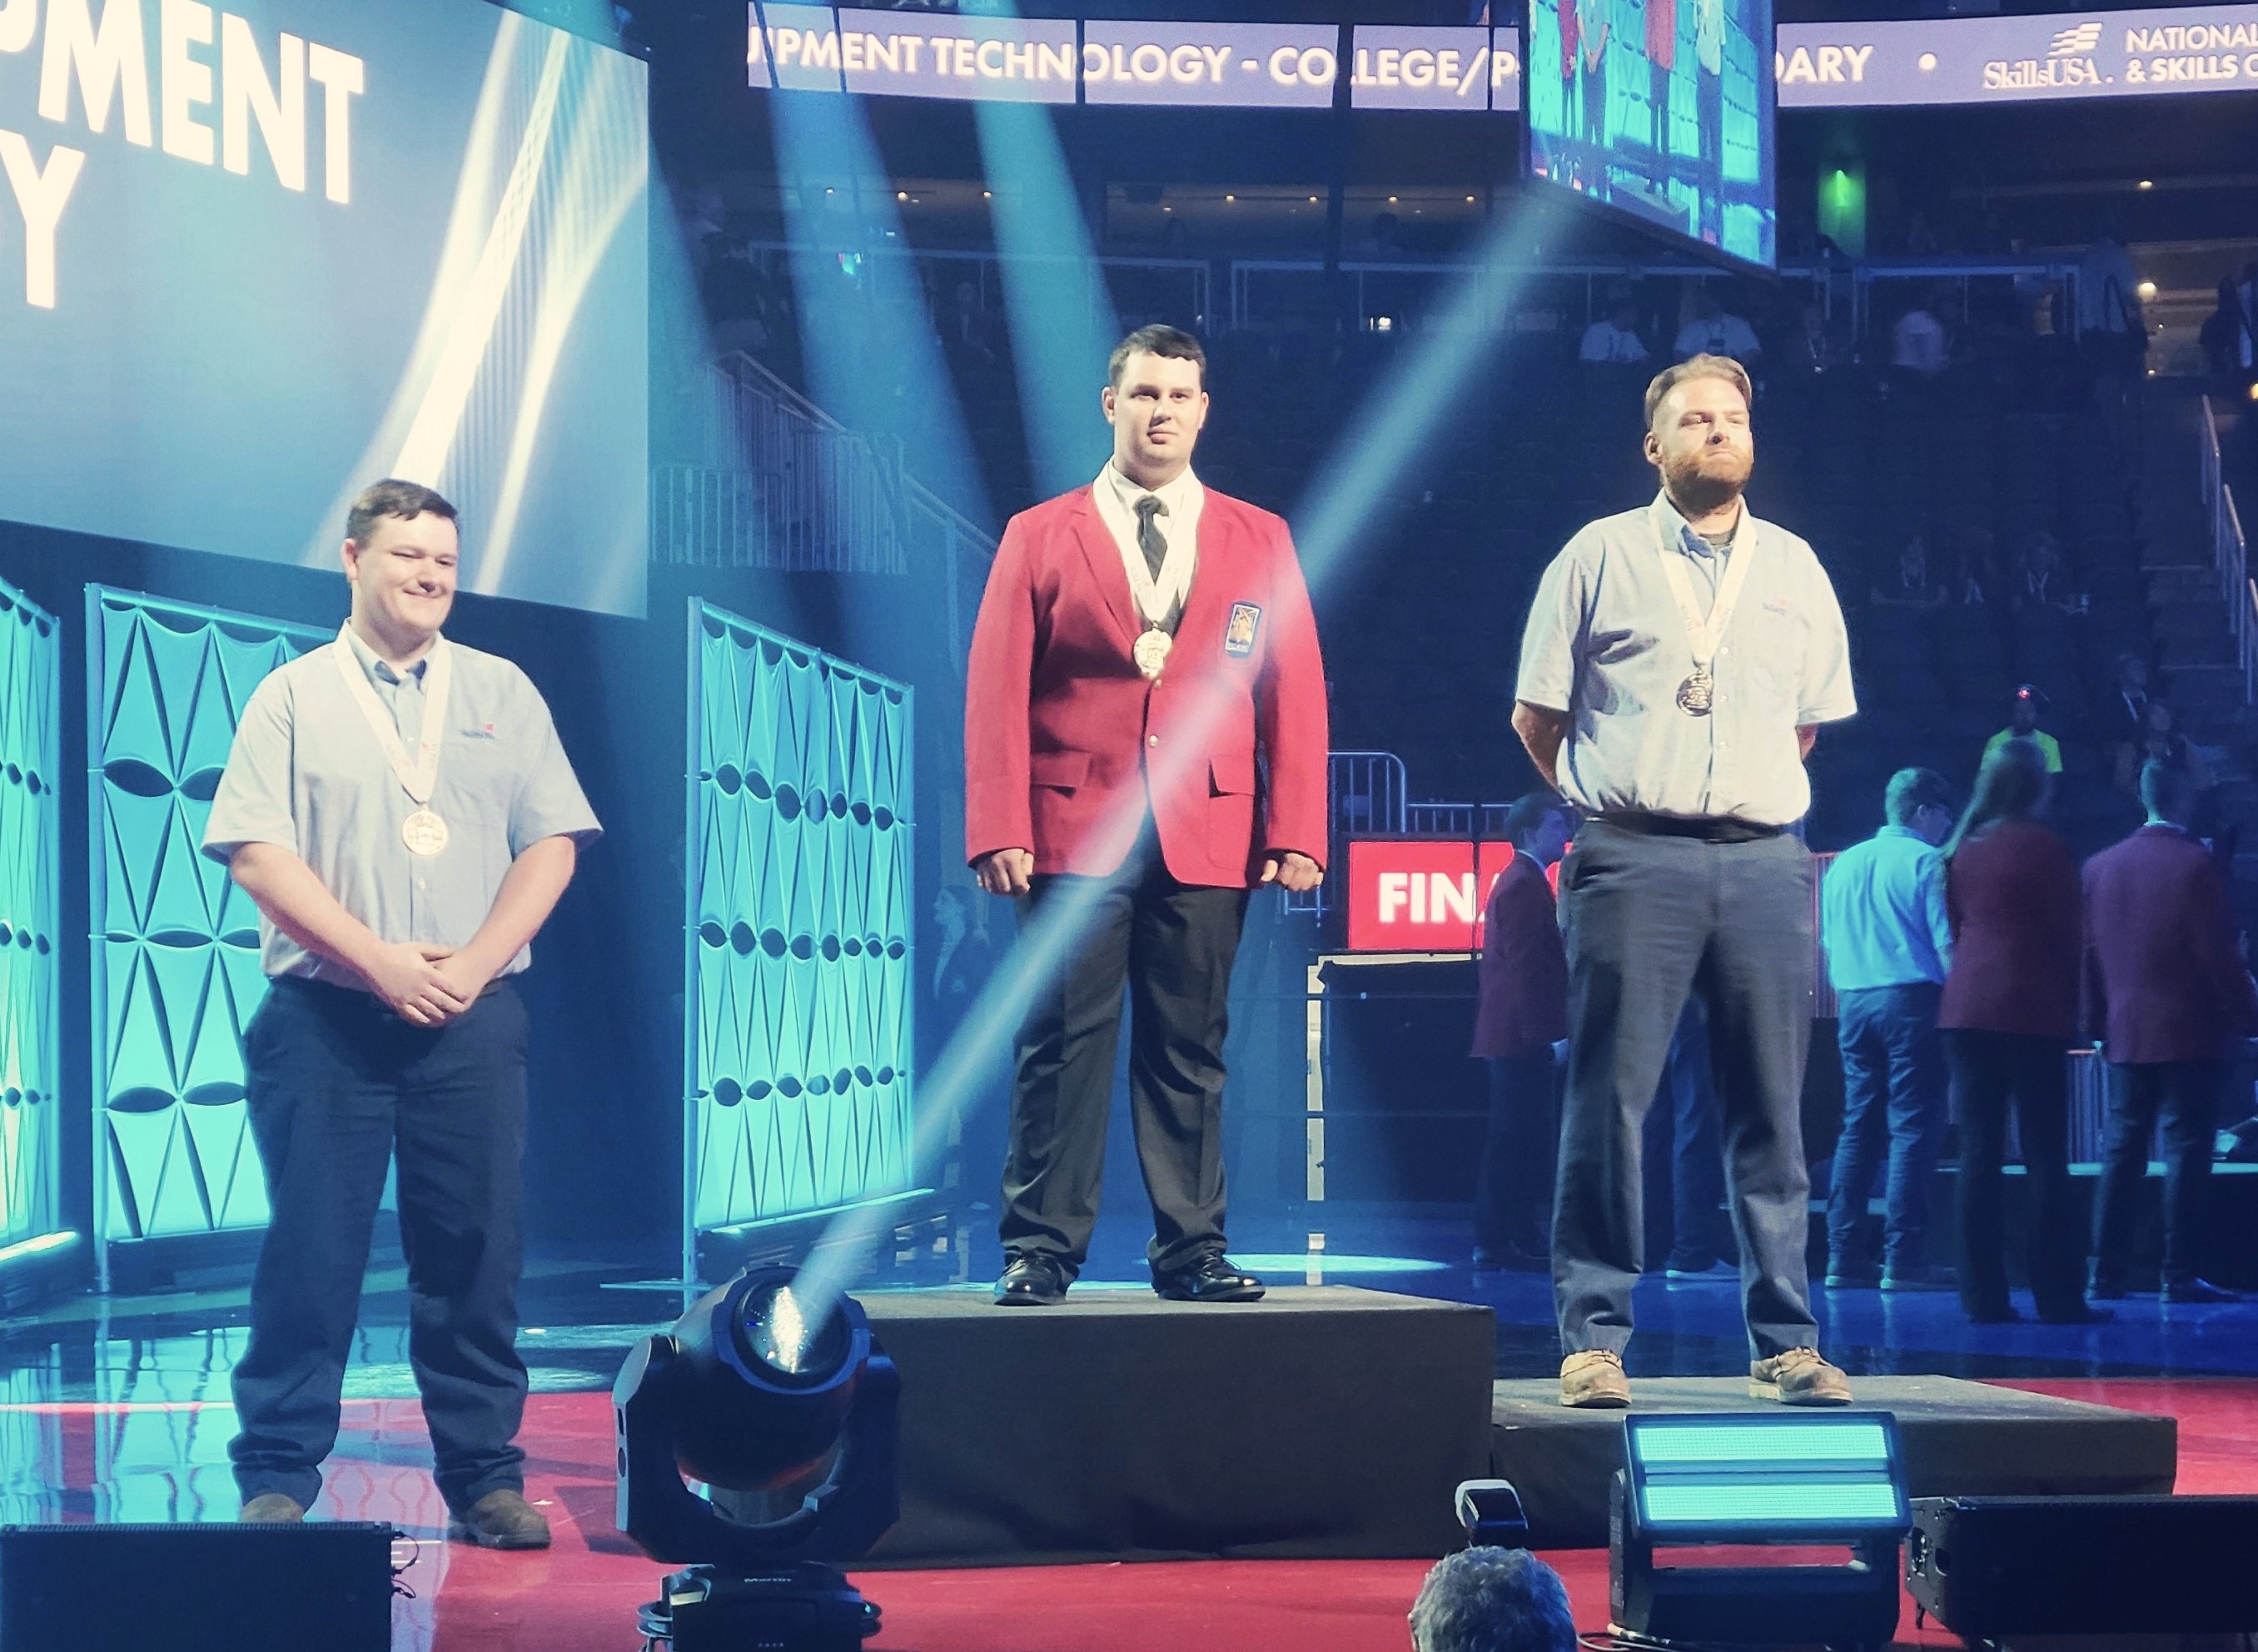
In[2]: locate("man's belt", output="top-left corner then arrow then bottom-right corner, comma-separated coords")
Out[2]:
1596,810 -> 1783,845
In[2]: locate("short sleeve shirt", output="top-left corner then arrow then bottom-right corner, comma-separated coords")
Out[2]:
1516,493 -> 1856,827
202,629 -> 602,983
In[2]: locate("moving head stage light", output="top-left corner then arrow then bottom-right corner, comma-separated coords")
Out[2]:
614,1266 -> 900,1652
1610,1412 -> 1910,1651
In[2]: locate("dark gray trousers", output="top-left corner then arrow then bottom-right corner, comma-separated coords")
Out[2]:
1001,824 -> 1249,1277
1553,821 -> 1820,1359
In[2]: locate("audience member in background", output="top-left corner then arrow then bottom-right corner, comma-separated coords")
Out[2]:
943,281 -> 999,362
2086,762 -> 2258,1305
1822,769 -> 1958,1291
1937,741 -> 2107,1324
2076,216 -> 2148,376
2095,649 -> 2149,771
1644,998 -> 1737,1281
2199,277 -> 2246,381
2013,537 -> 2084,615
1674,287 -> 1763,363
1891,291 -> 1951,378
1982,684 -> 2063,775
1471,797 -> 1575,1273
2126,699 -> 2216,799
1869,535 -> 1947,609
1947,531 -> 1996,606
1784,301 -> 1844,375
1409,1546 -> 1579,1652
1580,295 -> 1651,365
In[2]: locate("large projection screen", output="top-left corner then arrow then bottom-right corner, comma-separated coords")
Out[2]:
1524,0 -> 1776,269
0,0 -> 650,617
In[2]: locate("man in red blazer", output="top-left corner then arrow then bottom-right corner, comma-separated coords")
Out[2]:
2085,759 -> 2258,1304
965,324 -> 1329,1306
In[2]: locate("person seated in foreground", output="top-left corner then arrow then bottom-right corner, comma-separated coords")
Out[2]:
1410,1547 -> 1579,1652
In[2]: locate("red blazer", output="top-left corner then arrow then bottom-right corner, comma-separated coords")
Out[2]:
1938,819 -> 2082,1042
964,484 -> 1329,888
2083,824 -> 2258,1064
1470,853 -> 1569,1059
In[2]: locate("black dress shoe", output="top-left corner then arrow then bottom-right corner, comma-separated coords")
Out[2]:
2163,1277 -> 2242,1305
1964,1301 -> 2022,1324
1154,1255 -> 1266,1302
994,1255 -> 1068,1306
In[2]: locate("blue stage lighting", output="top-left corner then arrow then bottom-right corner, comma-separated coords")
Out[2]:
1612,1411 -> 1910,1648
614,1265 -> 899,1650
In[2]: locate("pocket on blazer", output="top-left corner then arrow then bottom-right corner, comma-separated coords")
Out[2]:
1030,750 -> 1092,793
1209,754 -> 1257,796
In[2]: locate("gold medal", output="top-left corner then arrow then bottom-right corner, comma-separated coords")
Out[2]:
1676,669 -> 1714,717
1133,629 -> 1173,679
401,809 -> 451,857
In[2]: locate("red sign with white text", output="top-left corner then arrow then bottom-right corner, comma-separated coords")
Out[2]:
1345,838 -> 1519,953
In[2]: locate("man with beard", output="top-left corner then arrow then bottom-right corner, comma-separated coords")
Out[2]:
1513,356 -> 1857,1409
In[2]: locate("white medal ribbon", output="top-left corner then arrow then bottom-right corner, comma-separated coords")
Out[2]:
330,625 -> 454,809
1652,505 -> 1758,684
1106,465 -> 1199,632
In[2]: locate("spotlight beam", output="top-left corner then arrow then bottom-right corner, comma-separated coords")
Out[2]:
788,198 -> 1566,1345
972,94 -> 1122,500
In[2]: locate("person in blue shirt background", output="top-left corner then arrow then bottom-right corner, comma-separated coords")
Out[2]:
1820,768 -> 1958,1291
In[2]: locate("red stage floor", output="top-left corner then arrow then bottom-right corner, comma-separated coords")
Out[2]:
4,1378 -> 2251,1650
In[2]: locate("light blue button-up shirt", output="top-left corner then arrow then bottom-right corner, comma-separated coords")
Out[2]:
1820,824 -> 1954,992
1517,492 -> 1857,827
203,627 -> 602,985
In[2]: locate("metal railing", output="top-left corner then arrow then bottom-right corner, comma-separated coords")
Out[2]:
2199,394 -> 2256,704
658,353 -> 1000,659
1226,254 -> 2081,346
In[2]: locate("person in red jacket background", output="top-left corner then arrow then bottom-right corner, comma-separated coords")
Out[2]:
2084,759 -> 2258,1304
965,324 -> 1329,1307
1470,795 -> 1575,1273
1937,739 -> 2106,1325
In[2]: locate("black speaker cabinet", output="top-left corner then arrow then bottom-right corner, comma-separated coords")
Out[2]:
0,1521 -> 395,1652
1907,1495 -> 2258,1638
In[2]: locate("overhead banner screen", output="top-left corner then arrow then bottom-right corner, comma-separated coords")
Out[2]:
1081,22 -> 1340,108
1772,6 -> 2258,106
0,0 -> 651,619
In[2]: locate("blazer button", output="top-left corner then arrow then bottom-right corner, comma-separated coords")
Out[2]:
1147,734 -> 1160,746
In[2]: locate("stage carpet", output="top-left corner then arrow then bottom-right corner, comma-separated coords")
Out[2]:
7,1379 -> 2251,1650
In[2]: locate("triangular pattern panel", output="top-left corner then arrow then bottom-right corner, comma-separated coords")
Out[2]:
0,578 -> 60,1253
687,604 -> 914,1235
87,590 -> 328,1260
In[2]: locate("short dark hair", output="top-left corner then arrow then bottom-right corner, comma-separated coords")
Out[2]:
1410,1548 -> 1577,1652
346,479 -> 459,548
1108,324 -> 1206,389
1500,792 -> 1560,849
1885,768 -> 1955,828
1644,353 -> 1752,431
2139,758 -> 2195,824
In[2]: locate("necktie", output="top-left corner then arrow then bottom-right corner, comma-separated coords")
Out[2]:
1134,495 -> 1168,582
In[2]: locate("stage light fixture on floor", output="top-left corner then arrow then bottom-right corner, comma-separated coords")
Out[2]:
1609,1411 -> 1909,1651
614,1266 -> 899,1651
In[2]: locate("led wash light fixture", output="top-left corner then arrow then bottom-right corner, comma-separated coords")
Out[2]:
1610,1412 -> 1909,1650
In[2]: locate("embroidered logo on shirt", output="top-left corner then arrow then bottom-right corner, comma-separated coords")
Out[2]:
1225,603 -> 1261,657
462,723 -> 498,739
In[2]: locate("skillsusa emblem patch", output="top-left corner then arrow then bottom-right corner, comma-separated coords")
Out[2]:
1225,603 -> 1261,657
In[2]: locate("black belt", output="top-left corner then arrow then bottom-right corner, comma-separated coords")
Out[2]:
1597,810 -> 1783,844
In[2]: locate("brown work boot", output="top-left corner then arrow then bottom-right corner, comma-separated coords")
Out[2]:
238,1492 -> 306,1523
446,1489 -> 552,1550
1559,1348 -> 1632,1409
1749,1347 -> 1853,1406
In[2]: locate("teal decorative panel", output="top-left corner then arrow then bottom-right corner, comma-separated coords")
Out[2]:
86,590 -> 330,1272
687,603 -> 914,1245
0,576 -> 62,1263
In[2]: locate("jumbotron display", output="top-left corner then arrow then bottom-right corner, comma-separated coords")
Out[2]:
0,0 -> 650,617
1525,0 -> 1776,268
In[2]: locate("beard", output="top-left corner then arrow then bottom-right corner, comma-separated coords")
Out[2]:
1662,445 -> 1752,516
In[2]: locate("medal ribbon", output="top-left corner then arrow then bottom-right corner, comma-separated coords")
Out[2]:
1651,505 -> 1758,678
329,625 -> 454,808
1107,465 -> 1199,631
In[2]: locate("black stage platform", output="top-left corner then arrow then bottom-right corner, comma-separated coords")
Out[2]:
858,1286 -> 1497,1566
1492,1375 -> 2181,1547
